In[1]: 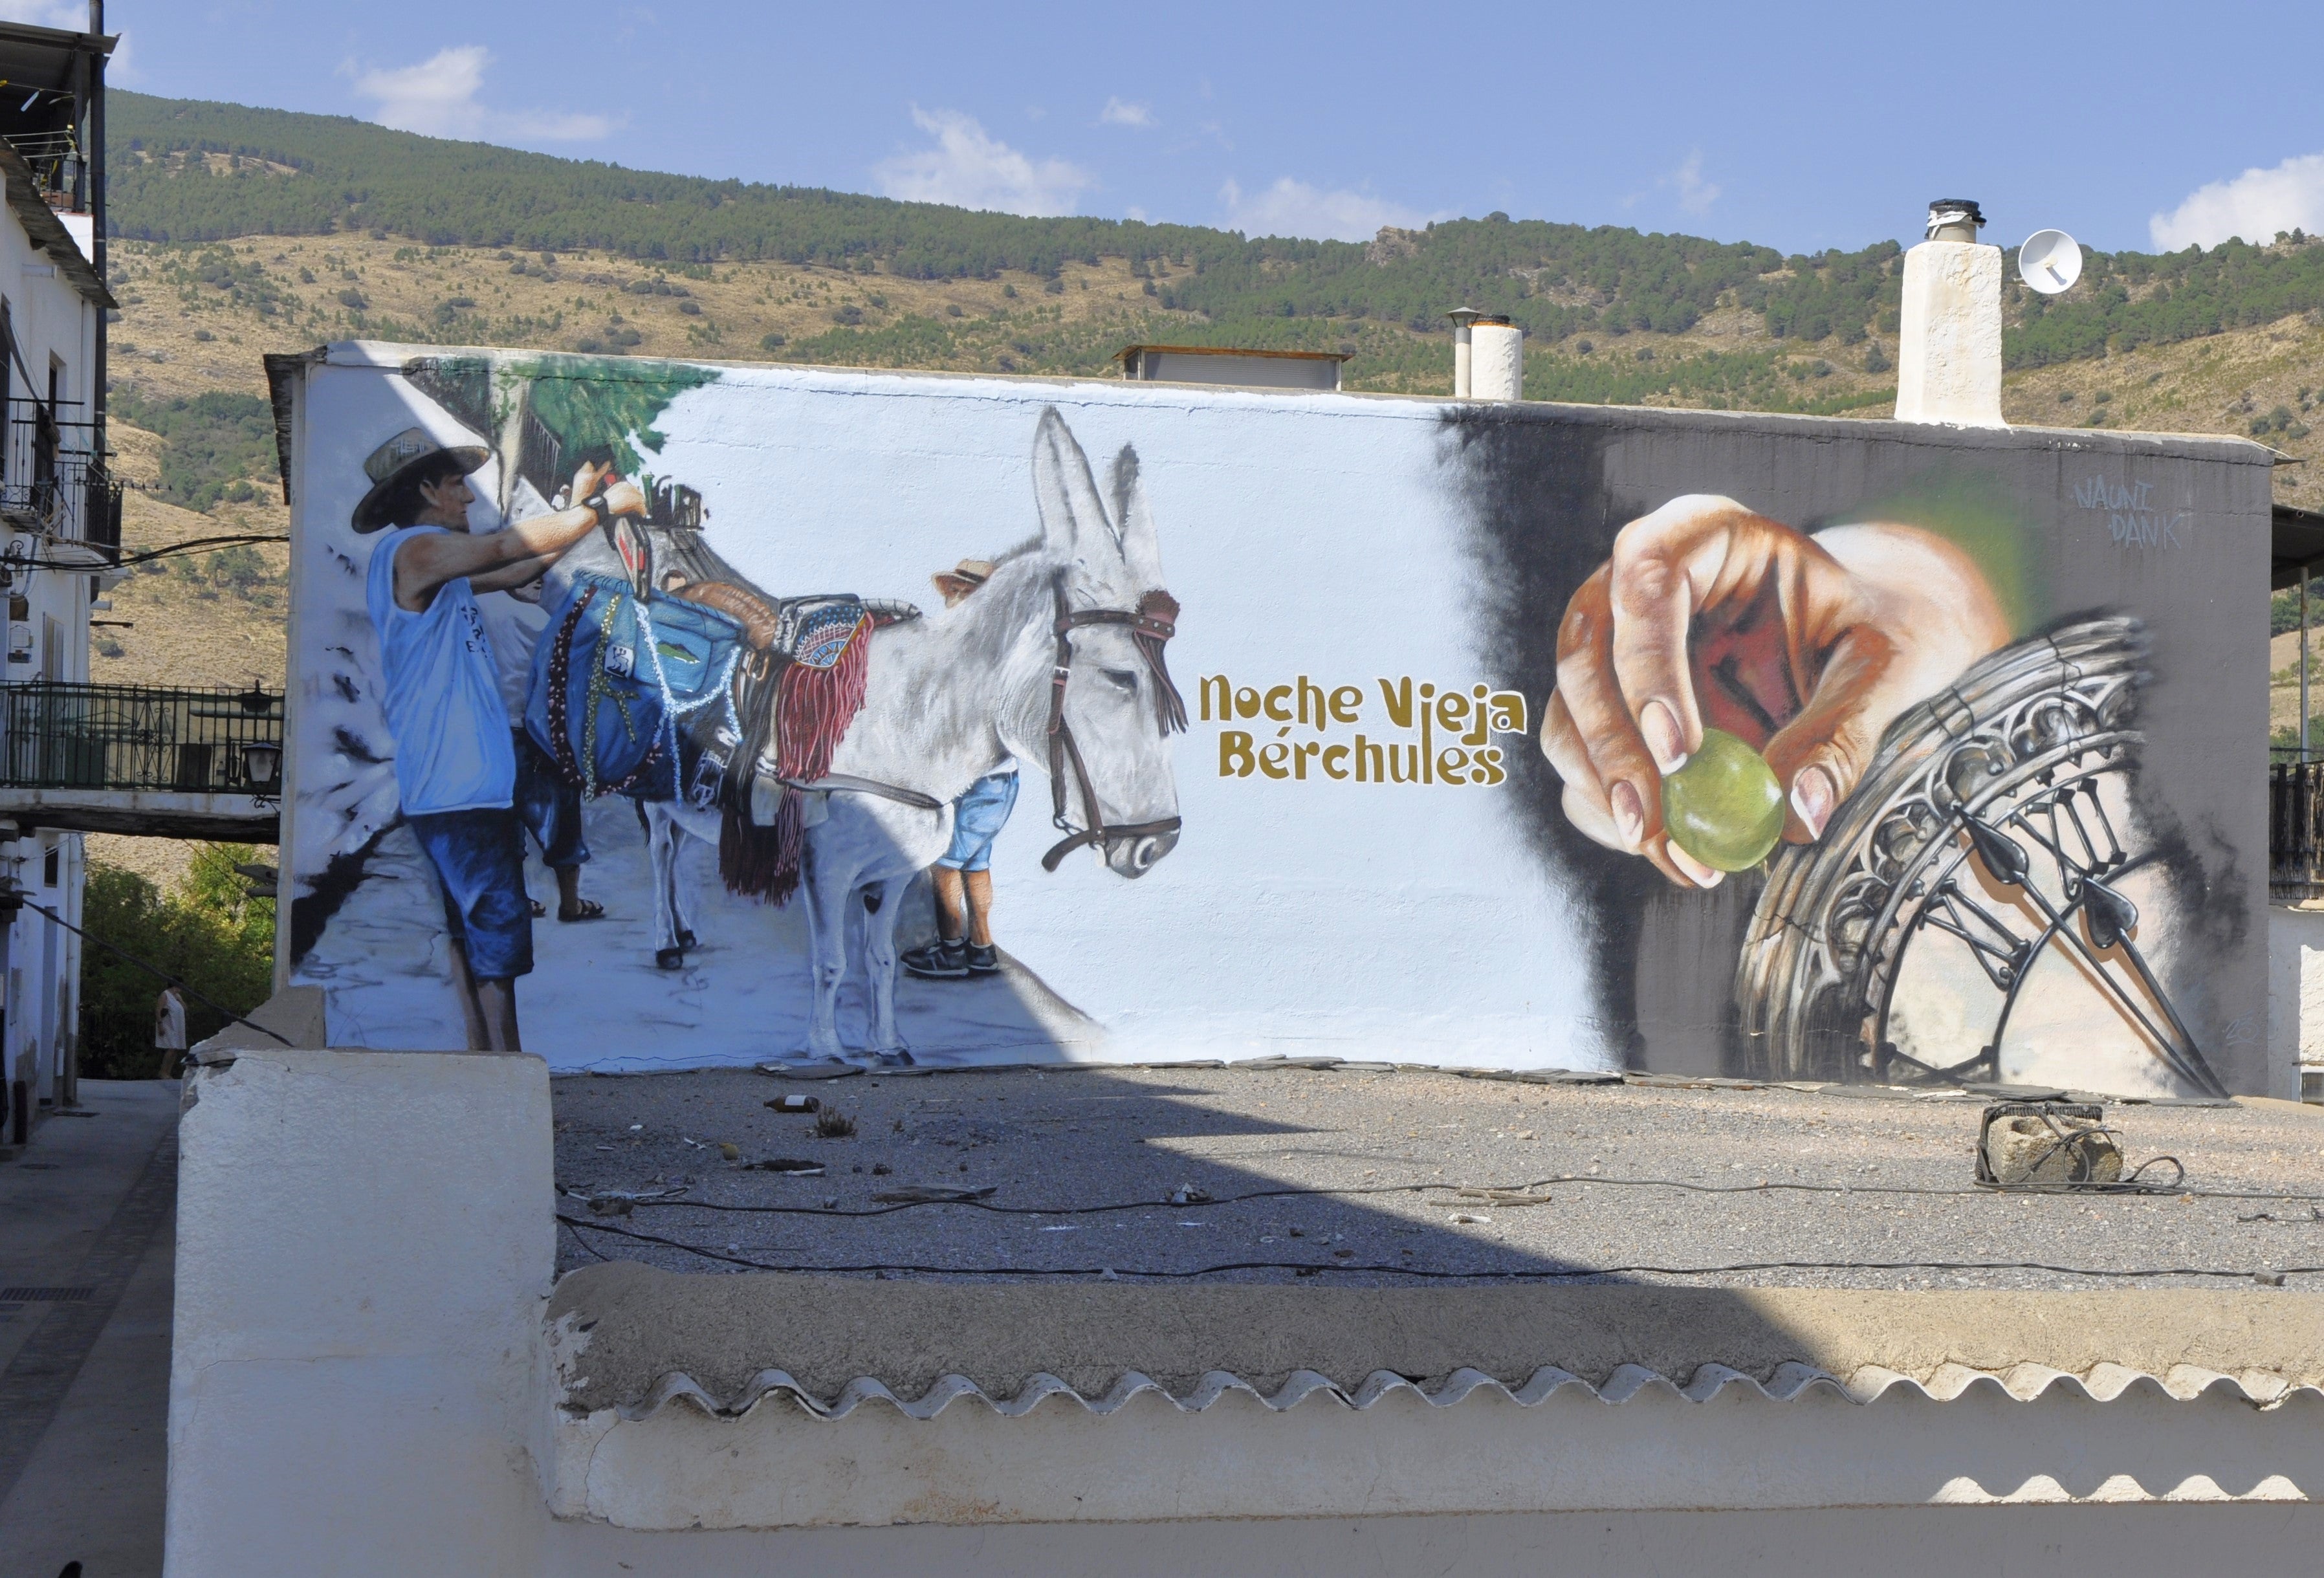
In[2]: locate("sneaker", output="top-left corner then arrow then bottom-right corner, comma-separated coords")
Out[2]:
964,942 -> 1001,976
901,939 -> 969,980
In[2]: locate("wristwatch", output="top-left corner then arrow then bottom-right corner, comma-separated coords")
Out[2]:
585,492 -> 613,527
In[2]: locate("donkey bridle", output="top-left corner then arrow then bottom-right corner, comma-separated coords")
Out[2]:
1042,575 -> 1186,873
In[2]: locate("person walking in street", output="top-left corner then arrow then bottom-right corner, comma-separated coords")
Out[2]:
153,983 -> 186,1076
903,560 -> 1018,981
356,426 -> 644,1050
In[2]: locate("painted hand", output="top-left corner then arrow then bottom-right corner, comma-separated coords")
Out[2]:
600,477 -> 647,518
1540,494 -> 2009,888
570,459 -> 610,504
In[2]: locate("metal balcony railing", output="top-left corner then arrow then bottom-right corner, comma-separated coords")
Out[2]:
0,683 -> 282,794
0,399 -> 121,554
2272,758 -> 2324,903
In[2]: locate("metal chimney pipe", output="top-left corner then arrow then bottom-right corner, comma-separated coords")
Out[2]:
1446,308 -> 1481,398
1924,197 -> 1984,245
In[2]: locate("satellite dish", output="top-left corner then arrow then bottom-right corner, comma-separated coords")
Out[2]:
2018,230 -> 2083,294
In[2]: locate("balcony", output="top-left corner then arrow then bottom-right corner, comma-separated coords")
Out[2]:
1,129 -> 82,212
2272,756 -> 2324,903
0,681 -> 280,840
0,397 -> 120,555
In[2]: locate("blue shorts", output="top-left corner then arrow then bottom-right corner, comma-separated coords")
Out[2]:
408,806 -> 534,981
936,770 -> 1019,873
513,731 -> 589,870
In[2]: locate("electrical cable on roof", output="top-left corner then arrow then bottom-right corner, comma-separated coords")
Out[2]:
554,1212 -> 2319,1285
570,1170 -> 2324,1222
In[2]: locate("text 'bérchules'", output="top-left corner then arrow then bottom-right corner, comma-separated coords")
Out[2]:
1201,676 -> 1529,785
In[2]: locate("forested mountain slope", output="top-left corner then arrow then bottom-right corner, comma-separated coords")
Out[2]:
92,90 -> 2324,711
113,90 -> 2324,380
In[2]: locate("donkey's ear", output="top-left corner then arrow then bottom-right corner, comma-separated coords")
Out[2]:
1106,443 -> 1166,589
1030,407 -> 1121,564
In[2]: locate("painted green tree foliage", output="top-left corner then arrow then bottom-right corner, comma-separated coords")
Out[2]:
402,353 -> 721,492
518,356 -> 721,479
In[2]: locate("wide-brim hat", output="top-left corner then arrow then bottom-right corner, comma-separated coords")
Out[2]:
932,558 -> 998,602
351,426 -> 489,533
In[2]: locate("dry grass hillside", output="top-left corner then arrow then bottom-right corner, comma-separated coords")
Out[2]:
97,230 -> 2324,703
89,233 -> 2324,881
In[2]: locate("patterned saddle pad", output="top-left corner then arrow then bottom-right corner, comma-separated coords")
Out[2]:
525,572 -> 891,802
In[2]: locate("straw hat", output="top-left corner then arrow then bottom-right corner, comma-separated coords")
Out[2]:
351,426 -> 488,533
932,558 -> 997,606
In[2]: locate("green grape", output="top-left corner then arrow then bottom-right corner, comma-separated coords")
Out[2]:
1660,727 -> 1786,872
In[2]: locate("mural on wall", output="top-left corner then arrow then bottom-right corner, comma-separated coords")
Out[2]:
280,346 -> 2266,1094
1530,491 -> 2222,1096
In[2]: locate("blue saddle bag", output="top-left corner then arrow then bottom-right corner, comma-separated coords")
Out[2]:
525,570 -> 745,800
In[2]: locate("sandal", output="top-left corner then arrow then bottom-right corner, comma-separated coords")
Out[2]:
558,899 -> 608,922
530,899 -> 547,918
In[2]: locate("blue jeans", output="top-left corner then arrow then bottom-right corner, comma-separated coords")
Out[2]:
936,770 -> 1020,873
514,731 -> 589,870
408,806 -> 534,981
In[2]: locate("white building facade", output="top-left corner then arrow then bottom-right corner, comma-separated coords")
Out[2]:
0,61 -> 118,1138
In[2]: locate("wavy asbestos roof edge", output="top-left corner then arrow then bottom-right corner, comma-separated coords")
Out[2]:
567,1361 -> 2321,1423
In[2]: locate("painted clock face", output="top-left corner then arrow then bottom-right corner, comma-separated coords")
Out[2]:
1736,618 -> 2227,1099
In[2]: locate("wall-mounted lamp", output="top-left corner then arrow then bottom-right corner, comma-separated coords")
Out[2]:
240,741 -> 281,792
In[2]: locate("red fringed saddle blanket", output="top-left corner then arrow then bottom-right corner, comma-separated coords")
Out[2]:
716,598 -> 875,906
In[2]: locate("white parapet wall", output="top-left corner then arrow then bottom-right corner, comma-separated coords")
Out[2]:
166,1046 -> 557,1575
165,1045 -> 2324,1576
1894,239 -> 2005,428
2271,904 -> 2324,1098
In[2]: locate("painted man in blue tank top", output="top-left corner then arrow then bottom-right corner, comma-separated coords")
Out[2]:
355,427 -> 644,1050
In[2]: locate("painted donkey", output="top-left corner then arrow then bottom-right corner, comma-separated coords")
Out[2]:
639,406 -> 1185,1061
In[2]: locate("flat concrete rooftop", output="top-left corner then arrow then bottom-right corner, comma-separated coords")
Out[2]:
551,1062 -> 2324,1293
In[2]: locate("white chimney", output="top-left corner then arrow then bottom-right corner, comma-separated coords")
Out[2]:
1447,309 -> 1522,400
1472,318 -> 1523,400
1893,199 -> 2004,428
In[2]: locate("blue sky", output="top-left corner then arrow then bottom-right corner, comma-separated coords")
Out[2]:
32,0 -> 2324,256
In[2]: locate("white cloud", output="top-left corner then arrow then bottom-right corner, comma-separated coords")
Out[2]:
875,107 -> 1093,217
351,45 -> 615,143
1099,97 -> 1155,129
1218,177 -> 1438,243
2151,152 -> 2324,250
1660,151 -> 1720,217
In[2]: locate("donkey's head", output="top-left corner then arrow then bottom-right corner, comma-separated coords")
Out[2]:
1025,406 -> 1186,878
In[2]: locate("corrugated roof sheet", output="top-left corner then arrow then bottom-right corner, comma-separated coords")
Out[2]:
549,1266 -> 2324,1419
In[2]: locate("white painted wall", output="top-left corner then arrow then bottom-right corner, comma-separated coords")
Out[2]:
166,1047 -> 556,1576
2269,905 -> 2324,1099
